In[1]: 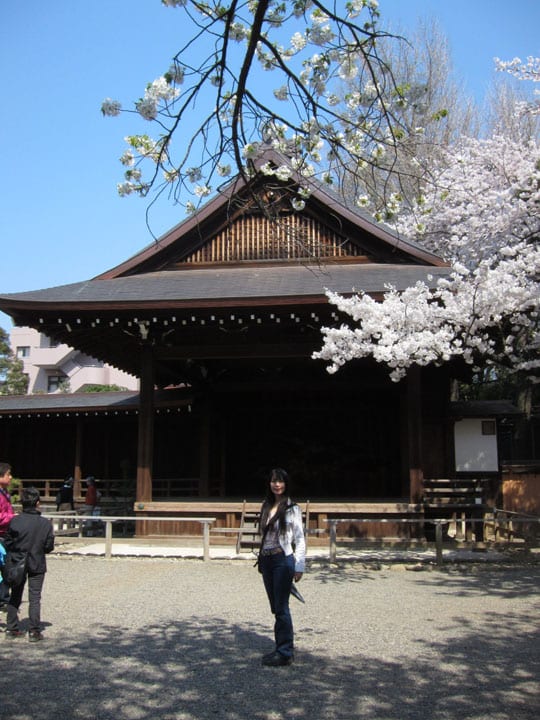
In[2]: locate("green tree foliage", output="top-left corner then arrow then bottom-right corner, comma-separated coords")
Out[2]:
0,328 -> 29,395
81,384 -> 130,393
8,475 -> 22,503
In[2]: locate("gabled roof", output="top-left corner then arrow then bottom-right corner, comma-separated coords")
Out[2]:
95,148 -> 447,279
0,152 -> 451,386
0,149 -> 449,316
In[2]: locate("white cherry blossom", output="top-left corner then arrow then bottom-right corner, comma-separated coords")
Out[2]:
315,122 -> 540,386
101,0 -> 410,212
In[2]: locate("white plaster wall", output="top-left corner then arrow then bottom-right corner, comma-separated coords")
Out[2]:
454,418 -> 498,472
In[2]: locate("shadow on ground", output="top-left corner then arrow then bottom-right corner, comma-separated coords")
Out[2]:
2,606 -> 538,720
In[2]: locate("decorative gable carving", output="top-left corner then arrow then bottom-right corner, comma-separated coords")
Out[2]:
93,151 -> 447,280
176,212 -> 369,266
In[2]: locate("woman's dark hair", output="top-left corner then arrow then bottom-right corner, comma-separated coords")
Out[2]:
0,461 -> 12,477
260,468 -> 293,531
22,486 -> 40,510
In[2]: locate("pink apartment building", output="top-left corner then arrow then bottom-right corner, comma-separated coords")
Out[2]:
11,326 -> 138,394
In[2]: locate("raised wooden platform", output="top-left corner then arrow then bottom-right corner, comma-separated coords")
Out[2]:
135,500 -> 420,514
134,500 -> 423,541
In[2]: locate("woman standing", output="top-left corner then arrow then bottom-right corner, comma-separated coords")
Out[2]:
258,468 -> 305,667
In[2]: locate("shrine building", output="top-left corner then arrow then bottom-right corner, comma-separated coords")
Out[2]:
0,151 -> 480,539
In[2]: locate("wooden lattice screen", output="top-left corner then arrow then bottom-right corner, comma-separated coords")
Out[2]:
181,214 -> 364,264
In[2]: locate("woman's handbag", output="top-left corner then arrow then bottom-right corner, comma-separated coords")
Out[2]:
3,550 -> 28,587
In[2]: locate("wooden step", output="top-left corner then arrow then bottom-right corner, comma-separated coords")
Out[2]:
236,502 -> 261,553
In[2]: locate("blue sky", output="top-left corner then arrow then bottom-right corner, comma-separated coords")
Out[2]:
0,0 -> 538,330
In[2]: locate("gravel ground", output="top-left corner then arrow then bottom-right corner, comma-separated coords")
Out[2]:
2,555 -> 539,720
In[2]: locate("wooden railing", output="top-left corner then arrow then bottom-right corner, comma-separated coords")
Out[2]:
18,477 -> 221,503
45,514 -> 216,561
44,511 -> 540,565
487,508 -> 540,543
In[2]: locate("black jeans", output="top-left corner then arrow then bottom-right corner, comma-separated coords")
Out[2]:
260,551 -> 295,658
7,572 -> 45,633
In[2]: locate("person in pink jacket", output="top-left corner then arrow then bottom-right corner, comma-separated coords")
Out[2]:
0,462 -> 15,606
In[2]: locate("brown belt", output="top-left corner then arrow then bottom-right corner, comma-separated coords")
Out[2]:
260,547 -> 284,556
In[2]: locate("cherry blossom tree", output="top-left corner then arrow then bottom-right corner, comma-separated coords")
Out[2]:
314,113 -> 540,390
495,56 -> 540,90
102,0 -> 424,215
102,5 -> 538,393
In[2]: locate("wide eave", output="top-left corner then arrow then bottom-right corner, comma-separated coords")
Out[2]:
0,262 -> 450,312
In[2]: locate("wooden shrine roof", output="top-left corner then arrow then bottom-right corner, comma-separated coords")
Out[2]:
0,388 -> 193,417
0,150 -> 452,386
0,263 -> 451,311
1,392 -> 519,421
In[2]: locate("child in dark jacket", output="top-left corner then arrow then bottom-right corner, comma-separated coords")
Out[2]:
4,487 -> 54,641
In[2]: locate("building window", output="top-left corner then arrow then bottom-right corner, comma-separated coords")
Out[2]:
481,420 -> 496,436
47,375 -> 66,393
16,346 -> 30,358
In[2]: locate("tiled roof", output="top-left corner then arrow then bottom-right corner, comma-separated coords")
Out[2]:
0,388 -> 192,415
450,401 -> 522,418
2,394 -> 520,419
0,263 -> 451,308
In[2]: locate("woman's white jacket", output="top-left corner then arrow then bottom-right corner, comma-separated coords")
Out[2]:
278,504 -> 306,573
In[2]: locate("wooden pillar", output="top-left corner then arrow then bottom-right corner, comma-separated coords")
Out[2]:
219,426 -> 226,497
136,345 -> 154,504
199,394 -> 210,497
73,418 -> 83,500
407,365 -> 424,504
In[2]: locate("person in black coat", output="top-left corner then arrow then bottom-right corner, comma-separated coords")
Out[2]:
56,476 -> 75,512
4,487 -> 54,641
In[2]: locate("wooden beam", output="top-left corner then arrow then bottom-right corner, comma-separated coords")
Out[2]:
155,342 -> 317,360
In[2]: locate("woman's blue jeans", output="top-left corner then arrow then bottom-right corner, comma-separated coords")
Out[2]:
260,551 -> 295,658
